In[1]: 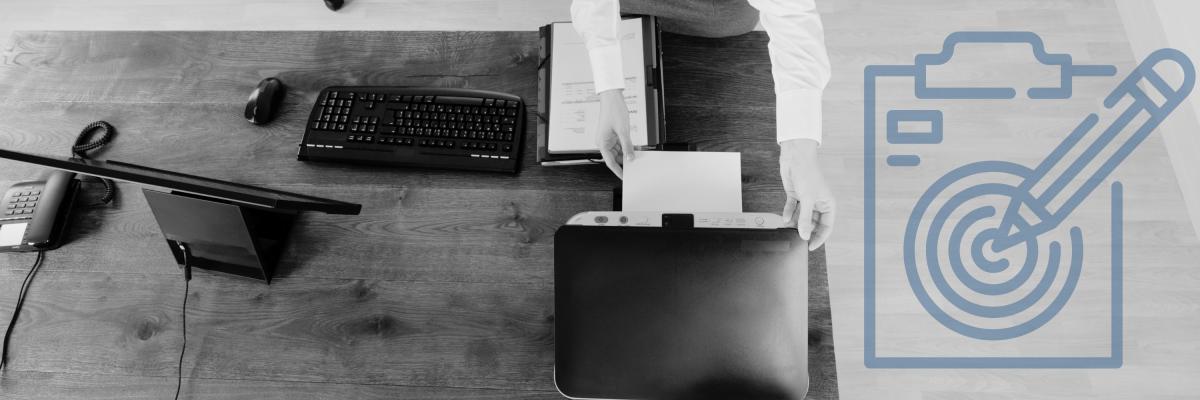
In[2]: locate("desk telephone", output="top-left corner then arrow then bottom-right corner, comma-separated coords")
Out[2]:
0,171 -> 79,252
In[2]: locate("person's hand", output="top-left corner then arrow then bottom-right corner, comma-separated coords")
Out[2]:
595,89 -> 635,178
780,138 -> 836,251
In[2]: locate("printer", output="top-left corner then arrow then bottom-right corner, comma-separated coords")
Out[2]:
554,211 -> 810,399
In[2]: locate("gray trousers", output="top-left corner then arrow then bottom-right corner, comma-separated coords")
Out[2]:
622,0 -> 759,38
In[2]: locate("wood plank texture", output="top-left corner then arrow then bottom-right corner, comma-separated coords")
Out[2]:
0,29 -> 838,398
0,370 -> 564,400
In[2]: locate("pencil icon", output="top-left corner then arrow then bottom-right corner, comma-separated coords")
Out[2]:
991,49 -> 1195,251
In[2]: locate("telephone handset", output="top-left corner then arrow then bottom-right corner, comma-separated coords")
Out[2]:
0,171 -> 80,251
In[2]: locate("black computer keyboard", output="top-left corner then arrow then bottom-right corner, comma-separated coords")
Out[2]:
298,86 -> 526,173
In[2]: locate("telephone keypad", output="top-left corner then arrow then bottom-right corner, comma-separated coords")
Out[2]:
2,186 -> 38,220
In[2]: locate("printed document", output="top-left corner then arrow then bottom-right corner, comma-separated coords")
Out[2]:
548,19 -> 650,153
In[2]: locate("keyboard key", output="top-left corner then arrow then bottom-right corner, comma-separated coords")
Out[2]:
438,96 -> 483,106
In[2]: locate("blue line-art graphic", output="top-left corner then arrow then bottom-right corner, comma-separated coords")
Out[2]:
914,32 -> 1117,99
864,31 -> 1194,368
992,48 -> 1196,250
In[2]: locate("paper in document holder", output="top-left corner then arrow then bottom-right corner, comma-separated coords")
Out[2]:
536,17 -> 665,165
622,151 -> 741,213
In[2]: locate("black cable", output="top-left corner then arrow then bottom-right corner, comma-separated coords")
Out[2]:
72,121 -> 116,157
174,243 -> 191,400
1,250 -> 45,370
71,121 -> 117,205
174,278 -> 188,400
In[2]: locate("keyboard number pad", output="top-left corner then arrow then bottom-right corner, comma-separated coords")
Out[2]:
312,90 -> 355,131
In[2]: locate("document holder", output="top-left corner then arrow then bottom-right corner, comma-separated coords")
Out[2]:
144,189 -> 297,283
536,16 -> 666,165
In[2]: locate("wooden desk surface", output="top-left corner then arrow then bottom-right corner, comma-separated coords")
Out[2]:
0,31 -> 836,398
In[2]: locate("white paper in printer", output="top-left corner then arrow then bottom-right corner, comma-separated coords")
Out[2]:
622,151 -> 742,213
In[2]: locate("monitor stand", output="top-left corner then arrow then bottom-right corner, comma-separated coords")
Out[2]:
143,189 -> 297,283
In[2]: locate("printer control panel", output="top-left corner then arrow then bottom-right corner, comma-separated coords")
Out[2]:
566,212 -> 784,229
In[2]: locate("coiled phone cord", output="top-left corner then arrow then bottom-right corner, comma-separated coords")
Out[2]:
72,121 -> 117,205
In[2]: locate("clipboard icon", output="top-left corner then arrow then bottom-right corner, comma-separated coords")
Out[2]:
864,32 -> 1195,368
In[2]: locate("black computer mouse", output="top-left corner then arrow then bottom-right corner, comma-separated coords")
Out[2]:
245,77 -> 286,125
325,0 -> 344,11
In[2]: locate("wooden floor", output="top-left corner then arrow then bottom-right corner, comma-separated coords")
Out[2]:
2,0 -> 1200,399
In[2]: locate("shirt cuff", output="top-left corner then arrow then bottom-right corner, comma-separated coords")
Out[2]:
775,89 -> 823,145
588,45 -> 626,94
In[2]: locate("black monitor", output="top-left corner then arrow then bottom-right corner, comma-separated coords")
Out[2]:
0,148 -> 362,282
0,149 -> 360,214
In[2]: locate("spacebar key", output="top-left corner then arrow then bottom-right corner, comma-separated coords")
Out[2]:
436,96 -> 483,106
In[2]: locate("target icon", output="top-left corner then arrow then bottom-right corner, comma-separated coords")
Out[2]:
903,161 -> 1084,341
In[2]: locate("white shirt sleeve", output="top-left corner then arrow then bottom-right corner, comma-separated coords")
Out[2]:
570,0 -> 626,94
572,0 -> 831,144
749,0 -> 831,144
